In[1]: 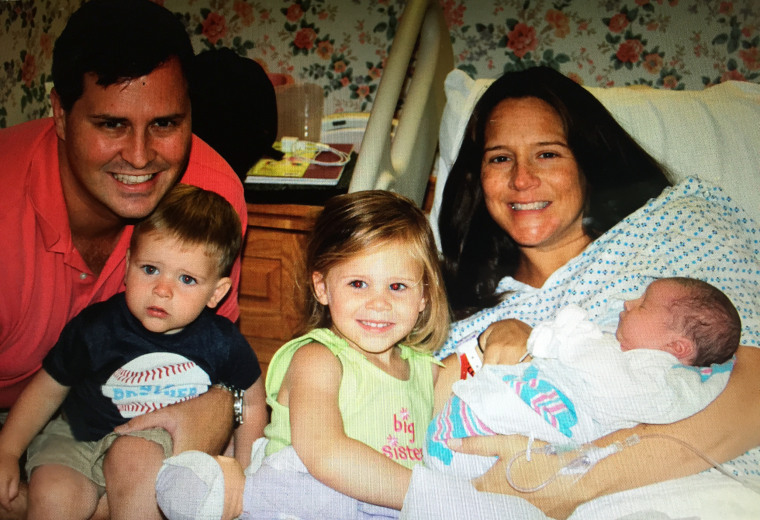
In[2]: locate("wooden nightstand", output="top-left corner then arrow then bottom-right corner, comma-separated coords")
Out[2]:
238,203 -> 321,376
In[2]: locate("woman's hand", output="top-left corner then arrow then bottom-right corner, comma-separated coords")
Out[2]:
478,319 -> 533,365
450,435 -> 593,519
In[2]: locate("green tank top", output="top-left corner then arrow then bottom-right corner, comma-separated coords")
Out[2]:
263,328 -> 436,469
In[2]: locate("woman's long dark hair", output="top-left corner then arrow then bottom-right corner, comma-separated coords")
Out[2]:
439,67 -> 671,317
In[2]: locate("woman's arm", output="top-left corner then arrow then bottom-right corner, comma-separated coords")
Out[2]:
286,343 -> 412,510
433,354 -> 462,415
456,344 -> 760,519
478,319 -> 533,365
233,376 -> 268,469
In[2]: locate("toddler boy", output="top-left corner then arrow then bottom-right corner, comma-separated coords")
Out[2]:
0,185 -> 266,518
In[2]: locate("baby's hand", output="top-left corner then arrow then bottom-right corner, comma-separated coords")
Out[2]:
0,451 -> 20,511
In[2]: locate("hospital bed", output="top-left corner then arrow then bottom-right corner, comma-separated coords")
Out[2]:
351,0 -> 760,518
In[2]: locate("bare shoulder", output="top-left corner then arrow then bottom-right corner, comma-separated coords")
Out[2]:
289,342 -> 342,374
279,342 -> 342,406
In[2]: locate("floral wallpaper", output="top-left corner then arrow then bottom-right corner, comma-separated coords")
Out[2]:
1,0 -> 759,129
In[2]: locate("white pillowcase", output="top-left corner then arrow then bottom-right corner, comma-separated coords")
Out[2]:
430,69 -> 760,242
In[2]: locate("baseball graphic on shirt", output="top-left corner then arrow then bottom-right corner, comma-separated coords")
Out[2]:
102,352 -> 211,418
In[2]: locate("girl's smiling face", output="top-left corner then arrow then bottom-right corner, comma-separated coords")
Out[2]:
312,241 -> 427,359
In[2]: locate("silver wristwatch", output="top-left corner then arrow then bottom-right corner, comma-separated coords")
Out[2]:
213,383 -> 245,427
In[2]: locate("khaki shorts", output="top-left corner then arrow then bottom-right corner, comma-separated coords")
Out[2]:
25,415 -> 173,494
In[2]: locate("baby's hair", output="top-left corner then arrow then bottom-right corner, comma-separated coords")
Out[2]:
130,184 -> 242,277
665,277 -> 741,366
301,190 -> 450,353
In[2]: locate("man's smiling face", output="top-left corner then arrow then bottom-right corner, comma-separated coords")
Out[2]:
53,57 -> 192,222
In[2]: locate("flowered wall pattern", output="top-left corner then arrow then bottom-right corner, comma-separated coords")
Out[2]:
1,0 -> 758,129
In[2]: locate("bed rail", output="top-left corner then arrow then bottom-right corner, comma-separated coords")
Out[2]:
348,0 -> 454,207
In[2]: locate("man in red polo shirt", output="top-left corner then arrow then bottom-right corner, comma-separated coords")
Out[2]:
0,1 -> 247,517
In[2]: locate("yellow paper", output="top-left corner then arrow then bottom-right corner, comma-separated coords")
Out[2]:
247,141 -> 318,178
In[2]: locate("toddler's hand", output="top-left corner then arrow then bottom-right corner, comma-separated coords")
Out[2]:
0,451 -> 20,511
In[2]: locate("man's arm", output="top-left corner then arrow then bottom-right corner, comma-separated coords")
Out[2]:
114,386 -> 234,455
455,345 -> 760,519
233,376 -> 267,468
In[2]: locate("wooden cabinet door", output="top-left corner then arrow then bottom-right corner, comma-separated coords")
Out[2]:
238,204 -> 321,374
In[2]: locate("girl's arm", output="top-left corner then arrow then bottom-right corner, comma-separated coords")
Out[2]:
233,376 -> 268,469
433,354 -> 462,415
0,370 -> 69,509
457,344 -> 760,519
285,343 -> 412,510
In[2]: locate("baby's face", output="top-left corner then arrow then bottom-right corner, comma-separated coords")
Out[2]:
616,279 -> 685,353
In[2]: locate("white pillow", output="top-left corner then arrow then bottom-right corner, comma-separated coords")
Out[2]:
430,69 -> 760,243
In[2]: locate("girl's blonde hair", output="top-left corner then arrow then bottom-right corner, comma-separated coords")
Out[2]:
300,190 -> 450,353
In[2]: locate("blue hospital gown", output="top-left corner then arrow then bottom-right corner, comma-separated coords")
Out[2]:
439,176 -> 760,357
437,176 -> 760,479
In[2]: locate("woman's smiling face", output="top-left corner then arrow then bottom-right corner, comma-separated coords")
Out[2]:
480,96 -> 587,252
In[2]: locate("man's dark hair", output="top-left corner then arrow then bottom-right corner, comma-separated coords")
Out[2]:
52,0 -> 195,112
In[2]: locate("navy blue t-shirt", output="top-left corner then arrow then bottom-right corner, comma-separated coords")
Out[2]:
44,292 -> 261,441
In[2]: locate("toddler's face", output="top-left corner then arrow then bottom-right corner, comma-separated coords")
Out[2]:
616,279 -> 684,354
125,231 -> 230,334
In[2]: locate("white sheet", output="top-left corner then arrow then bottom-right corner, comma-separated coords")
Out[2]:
569,472 -> 760,520
401,463 -> 760,519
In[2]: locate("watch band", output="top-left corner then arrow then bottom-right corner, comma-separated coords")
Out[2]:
213,383 -> 245,427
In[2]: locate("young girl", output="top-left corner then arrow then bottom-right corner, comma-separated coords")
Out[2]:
156,190 -> 450,520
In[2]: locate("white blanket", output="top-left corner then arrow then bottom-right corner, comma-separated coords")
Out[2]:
426,306 -> 733,479
401,464 -> 760,520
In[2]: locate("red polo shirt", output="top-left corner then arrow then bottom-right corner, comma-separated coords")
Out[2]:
0,118 -> 247,407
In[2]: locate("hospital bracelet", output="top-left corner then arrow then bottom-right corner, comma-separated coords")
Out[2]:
213,383 -> 245,428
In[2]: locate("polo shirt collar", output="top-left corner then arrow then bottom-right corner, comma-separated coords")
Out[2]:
27,121 -> 69,254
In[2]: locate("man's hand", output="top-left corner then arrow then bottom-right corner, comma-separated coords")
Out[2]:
114,386 -> 234,455
478,319 -> 533,365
